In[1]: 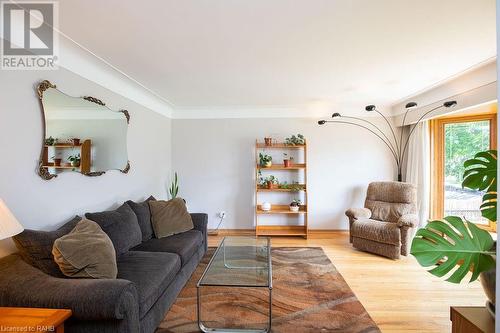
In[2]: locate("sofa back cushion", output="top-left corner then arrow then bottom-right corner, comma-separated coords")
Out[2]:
364,181 -> 417,222
149,198 -> 193,238
13,216 -> 81,277
125,196 -> 156,241
85,203 -> 142,256
52,218 -> 117,279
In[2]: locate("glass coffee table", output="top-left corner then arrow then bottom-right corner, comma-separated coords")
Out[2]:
197,236 -> 272,333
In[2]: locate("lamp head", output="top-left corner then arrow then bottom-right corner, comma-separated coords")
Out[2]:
405,102 -> 417,109
318,120 -> 326,125
443,100 -> 457,108
365,105 -> 376,112
331,112 -> 341,118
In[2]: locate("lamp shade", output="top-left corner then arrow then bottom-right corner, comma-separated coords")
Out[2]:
0,199 -> 24,240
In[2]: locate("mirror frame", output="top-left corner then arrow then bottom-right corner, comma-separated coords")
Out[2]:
36,80 -> 131,180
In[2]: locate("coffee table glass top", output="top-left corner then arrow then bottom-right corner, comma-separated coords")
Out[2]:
198,236 -> 271,287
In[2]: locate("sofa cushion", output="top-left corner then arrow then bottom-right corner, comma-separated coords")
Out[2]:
351,219 -> 401,246
117,251 -> 181,318
125,196 -> 156,242
13,216 -> 81,277
52,218 -> 117,279
149,198 -> 193,238
86,204 -> 142,256
131,230 -> 203,266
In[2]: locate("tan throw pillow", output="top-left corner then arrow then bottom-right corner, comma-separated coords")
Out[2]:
149,198 -> 194,238
52,218 -> 117,279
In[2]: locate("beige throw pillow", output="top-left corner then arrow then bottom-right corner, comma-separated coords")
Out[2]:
52,218 -> 117,279
149,198 -> 193,238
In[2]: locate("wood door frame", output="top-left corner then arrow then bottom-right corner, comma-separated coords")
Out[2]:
430,107 -> 497,231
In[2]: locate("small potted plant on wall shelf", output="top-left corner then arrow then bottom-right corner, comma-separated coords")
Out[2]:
51,156 -> 62,167
285,134 -> 305,146
68,154 -> 81,167
45,136 -> 56,146
71,138 -> 81,146
264,137 -> 273,146
289,199 -> 302,212
265,175 -> 279,189
283,153 -> 294,167
259,153 -> 272,167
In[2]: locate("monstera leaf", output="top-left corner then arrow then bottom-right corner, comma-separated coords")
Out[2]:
462,150 -> 497,222
411,216 -> 495,283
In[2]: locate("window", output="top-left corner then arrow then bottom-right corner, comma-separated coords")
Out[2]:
430,105 -> 497,231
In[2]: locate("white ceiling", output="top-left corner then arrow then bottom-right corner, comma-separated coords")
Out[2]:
58,0 -> 496,116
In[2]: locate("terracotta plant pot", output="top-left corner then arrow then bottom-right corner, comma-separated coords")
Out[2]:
264,137 -> 273,146
72,138 -> 80,146
53,158 -> 62,167
266,181 -> 276,189
283,159 -> 291,167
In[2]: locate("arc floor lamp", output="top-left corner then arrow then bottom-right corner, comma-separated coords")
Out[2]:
318,100 -> 457,181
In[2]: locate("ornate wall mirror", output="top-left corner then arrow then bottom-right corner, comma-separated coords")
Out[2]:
37,80 -> 130,180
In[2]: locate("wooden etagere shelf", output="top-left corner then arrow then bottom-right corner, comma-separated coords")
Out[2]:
255,140 -> 308,238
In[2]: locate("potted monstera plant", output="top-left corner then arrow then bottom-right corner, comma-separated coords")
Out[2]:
411,150 -> 497,316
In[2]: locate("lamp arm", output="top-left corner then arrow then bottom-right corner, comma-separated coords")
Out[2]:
398,109 -> 411,166
341,115 -> 399,158
400,104 -> 444,165
326,120 -> 400,168
374,109 -> 400,156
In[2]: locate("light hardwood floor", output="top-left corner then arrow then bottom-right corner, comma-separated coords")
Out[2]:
208,231 -> 486,333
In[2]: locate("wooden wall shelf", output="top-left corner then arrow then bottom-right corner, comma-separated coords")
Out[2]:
255,140 -> 308,238
42,139 -> 92,175
257,163 -> 306,170
256,225 -> 308,236
257,185 -> 306,192
256,143 -> 306,149
257,204 -> 307,214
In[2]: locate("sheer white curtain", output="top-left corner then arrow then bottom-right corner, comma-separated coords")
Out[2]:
404,121 -> 431,227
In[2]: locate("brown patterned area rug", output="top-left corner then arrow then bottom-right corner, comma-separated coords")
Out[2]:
157,247 -> 380,333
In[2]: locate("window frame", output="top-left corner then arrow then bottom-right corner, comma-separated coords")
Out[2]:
430,106 -> 497,232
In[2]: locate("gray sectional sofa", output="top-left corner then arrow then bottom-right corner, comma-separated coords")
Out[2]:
0,199 -> 208,333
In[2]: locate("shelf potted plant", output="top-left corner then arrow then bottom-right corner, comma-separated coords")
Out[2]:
265,175 -> 279,189
68,154 -> 81,167
259,153 -> 273,167
51,156 -> 62,167
289,199 -> 302,212
45,136 -> 56,146
411,149 -> 497,317
285,134 -> 305,146
283,153 -> 293,167
71,138 -> 81,146
264,137 -> 273,146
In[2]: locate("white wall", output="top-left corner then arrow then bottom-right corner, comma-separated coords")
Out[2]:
0,68 -> 172,256
172,118 -> 395,230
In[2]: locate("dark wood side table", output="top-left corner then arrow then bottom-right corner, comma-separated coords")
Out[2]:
450,306 -> 495,333
0,307 -> 72,333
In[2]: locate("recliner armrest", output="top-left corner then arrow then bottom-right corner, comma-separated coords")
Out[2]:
0,255 -> 139,327
397,214 -> 418,228
345,208 -> 372,220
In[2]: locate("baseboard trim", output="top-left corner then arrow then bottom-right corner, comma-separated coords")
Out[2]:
208,229 -> 348,238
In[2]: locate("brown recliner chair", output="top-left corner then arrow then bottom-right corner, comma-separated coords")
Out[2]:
345,181 -> 418,259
